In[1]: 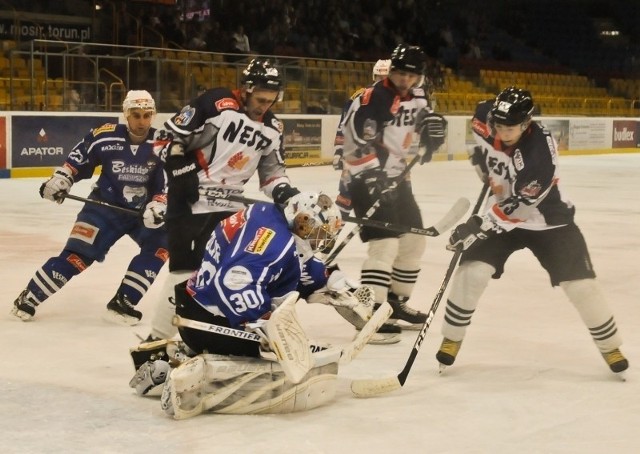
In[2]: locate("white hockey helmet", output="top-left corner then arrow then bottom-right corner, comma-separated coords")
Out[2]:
372,59 -> 391,81
284,192 -> 342,252
123,90 -> 156,116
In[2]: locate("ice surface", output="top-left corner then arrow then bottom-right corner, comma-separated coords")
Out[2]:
1,155 -> 639,454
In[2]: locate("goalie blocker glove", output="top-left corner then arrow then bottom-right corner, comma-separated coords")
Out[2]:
272,182 -> 301,205
164,144 -> 200,205
417,112 -> 447,163
40,166 -> 74,203
447,214 -> 500,251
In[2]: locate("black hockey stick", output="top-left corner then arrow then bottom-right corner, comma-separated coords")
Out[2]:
350,182 -> 491,398
62,193 -> 142,216
199,189 -> 469,238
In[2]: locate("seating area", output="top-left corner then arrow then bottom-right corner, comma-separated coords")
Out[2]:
0,37 -> 638,117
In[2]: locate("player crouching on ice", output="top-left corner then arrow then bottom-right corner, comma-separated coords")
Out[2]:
130,193 -> 386,418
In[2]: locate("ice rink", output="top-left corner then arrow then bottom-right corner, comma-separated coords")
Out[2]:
1,154 -> 639,454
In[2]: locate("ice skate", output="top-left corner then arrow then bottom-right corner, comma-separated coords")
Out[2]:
10,289 -> 38,321
105,292 -> 142,326
602,348 -> 629,380
386,295 -> 427,330
365,322 -> 402,345
436,337 -> 463,373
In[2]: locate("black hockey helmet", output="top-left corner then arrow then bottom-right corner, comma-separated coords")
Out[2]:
241,58 -> 283,101
390,44 -> 426,75
490,86 -> 535,126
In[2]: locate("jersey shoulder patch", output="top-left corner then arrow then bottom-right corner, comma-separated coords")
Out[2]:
92,123 -> 118,137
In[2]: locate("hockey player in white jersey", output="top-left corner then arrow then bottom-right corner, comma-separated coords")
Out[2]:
340,44 -> 448,338
144,58 -> 302,344
437,86 -> 628,376
129,193 -> 382,417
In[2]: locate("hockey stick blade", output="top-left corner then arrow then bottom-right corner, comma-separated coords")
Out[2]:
351,375 -> 402,397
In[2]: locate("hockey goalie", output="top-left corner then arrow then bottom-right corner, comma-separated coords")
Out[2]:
129,193 -> 391,418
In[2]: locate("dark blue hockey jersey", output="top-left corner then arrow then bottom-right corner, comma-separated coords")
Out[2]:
186,202 -> 328,327
64,123 -> 165,209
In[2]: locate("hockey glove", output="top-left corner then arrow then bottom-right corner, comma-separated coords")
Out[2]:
143,196 -> 167,229
447,215 -> 496,251
164,144 -> 200,206
468,146 -> 489,183
40,166 -> 74,204
272,182 -> 301,205
332,149 -> 344,170
417,113 -> 447,163
355,168 -> 397,204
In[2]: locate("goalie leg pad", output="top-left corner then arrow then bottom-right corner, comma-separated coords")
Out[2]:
162,354 -> 338,418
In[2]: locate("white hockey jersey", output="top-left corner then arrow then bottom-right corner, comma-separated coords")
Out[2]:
164,87 -> 292,215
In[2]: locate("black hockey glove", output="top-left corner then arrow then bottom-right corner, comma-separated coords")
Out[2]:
417,113 -> 447,164
272,183 -> 301,205
468,146 -> 489,183
356,168 -> 397,204
447,215 -> 497,251
164,145 -> 200,206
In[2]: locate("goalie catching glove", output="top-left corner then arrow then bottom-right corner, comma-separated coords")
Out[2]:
447,214 -> 500,251
417,112 -> 447,163
143,195 -> 167,228
40,165 -> 74,204
306,267 -> 374,329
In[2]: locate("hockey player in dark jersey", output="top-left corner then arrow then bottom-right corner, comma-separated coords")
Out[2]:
144,58 -> 302,343
129,194 -> 380,417
11,90 -> 168,324
333,59 -> 390,218
437,86 -> 628,376
340,44 -> 448,340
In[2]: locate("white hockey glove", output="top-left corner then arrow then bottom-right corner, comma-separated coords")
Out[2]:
39,166 -> 74,204
447,215 -> 499,251
142,196 -> 167,228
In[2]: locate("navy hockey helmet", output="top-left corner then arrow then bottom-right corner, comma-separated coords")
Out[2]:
390,44 -> 426,75
490,86 -> 535,126
241,58 -> 284,101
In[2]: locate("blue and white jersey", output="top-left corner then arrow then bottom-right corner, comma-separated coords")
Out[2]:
65,123 -> 165,209
186,202 -> 328,327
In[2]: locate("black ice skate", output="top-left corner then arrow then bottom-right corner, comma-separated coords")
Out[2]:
602,348 -> 629,378
387,294 -> 427,330
105,292 -> 142,326
10,289 -> 39,321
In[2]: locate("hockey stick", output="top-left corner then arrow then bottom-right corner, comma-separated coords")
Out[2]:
324,152 -> 424,266
62,193 -> 141,216
173,301 -> 393,366
350,182 -> 491,398
341,198 -> 469,237
199,189 -> 468,238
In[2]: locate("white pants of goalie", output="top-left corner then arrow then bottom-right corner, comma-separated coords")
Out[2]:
160,352 -> 339,418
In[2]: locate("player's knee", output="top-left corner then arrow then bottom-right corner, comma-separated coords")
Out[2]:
367,237 -> 399,264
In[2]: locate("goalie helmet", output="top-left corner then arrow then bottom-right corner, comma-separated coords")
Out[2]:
241,58 -> 284,101
372,59 -> 391,81
489,86 -> 535,126
390,44 -> 426,75
284,192 -> 342,253
123,90 -> 156,115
